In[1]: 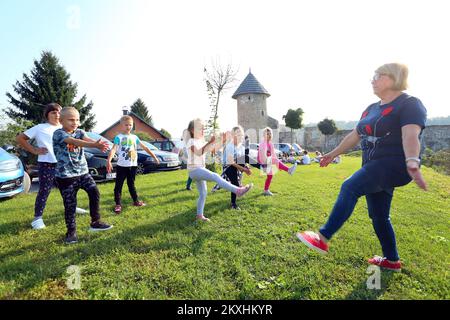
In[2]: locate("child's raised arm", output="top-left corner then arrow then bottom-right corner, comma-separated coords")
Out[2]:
190,135 -> 216,156
64,137 -> 109,152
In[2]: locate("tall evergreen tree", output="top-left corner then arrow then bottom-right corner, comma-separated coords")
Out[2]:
130,98 -> 153,125
5,51 -> 96,130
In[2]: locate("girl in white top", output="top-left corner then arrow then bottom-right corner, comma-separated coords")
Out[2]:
185,118 -> 253,222
16,103 -> 87,230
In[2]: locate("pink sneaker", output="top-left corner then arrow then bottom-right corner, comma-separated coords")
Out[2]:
133,201 -> 146,207
236,183 -> 253,197
296,231 -> 329,254
196,215 -> 210,222
114,205 -> 122,214
368,256 -> 402,272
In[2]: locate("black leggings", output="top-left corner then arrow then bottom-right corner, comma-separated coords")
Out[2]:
114,166 -> 139,205
56,174 -> 101,233
224,166 -> 240,205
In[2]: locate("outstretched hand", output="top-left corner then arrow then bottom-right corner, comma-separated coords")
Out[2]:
407,161 -> 428,191
243,166 -> 252,176
319,153 -> 336,167
95,139 -> 109,153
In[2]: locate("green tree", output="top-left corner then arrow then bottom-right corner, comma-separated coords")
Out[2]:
203,60 -> 237,172
0,112 -> 34,147
130,98 -> 153,125
204,60 -> 237,137
282,108 -> 304,144
160,128 -> 171,139
135,131 -> 152,142
5,51 -> 96,130
317,118 -> 338,152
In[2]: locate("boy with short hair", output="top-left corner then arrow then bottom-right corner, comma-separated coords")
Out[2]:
106,115 -> 159,214
53,107 -> 113,244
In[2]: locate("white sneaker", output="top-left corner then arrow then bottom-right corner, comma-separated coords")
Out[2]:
263,190 -> 274,196
76,207 -> 88,214
288,163 -> 298,176
31,217 -> 46,230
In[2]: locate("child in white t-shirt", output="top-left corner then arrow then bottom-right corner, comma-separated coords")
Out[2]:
107,115 -> 159,214
185,119 -> 253,222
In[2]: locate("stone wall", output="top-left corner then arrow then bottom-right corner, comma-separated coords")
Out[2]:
421,125 -> 450,152
279,125 -> 450,153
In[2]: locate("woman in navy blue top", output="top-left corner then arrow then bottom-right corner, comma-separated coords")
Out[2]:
296,63 -> 428,272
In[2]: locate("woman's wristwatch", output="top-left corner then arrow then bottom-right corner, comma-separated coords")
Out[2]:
405,157 -> 421,164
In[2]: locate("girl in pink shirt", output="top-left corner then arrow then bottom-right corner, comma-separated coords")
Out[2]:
258,127 -> 297,196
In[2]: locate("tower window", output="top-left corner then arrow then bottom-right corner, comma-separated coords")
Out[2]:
262,111 -> 265,116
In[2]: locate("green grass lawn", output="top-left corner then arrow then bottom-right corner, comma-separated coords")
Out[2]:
0,157 -> 449,300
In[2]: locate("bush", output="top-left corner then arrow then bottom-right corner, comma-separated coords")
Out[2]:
135,131 -> 152,142
423,149 -> 450,175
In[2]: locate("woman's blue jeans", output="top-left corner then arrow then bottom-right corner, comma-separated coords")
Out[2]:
319,156 -> 412,261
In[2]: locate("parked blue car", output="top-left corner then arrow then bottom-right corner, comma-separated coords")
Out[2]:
0,146 -> 25,198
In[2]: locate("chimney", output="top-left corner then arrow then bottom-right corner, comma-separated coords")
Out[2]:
122,106 -> 130,115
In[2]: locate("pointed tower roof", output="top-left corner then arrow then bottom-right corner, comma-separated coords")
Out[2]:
232,71 -> 270,99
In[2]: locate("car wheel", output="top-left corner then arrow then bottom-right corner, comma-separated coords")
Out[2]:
22,172 -> 31,194
137,163 -> 145,175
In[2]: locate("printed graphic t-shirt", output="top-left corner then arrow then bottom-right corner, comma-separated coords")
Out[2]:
356,93 -> 427,164
53,129 -> 89,178
113,134 -> 140,167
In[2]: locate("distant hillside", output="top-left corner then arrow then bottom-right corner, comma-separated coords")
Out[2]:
305,116 -> 450,130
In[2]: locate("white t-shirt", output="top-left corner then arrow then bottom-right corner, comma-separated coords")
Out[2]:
186,138 -> 206,171
223,142 -> 244,166
113,134 -> 140,167
302,154 -> 311,165
24,123 -> 62,163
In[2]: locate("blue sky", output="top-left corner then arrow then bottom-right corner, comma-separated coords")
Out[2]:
1,0 -> 450,139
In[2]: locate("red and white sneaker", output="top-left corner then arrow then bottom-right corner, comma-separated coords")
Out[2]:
296,231 -> 329,254
368,256 -> 402,272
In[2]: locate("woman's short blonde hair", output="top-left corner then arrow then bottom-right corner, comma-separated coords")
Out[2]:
375,63 -> 409,91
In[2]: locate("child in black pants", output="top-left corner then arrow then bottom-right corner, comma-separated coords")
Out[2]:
213,126 -> 253,210
107,115 -> 159,214
53,107 -> 113,244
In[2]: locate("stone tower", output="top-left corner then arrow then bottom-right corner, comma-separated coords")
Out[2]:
232,71 -> 278,143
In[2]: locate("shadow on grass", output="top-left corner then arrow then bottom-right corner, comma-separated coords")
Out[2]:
345,271 -> 395,300
0,206 -> 217,298
0,220 -> 29,236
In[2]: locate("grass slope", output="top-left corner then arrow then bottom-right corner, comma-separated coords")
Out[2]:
0,157 -> 449,300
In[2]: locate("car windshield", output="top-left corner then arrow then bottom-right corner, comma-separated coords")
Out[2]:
86,132 -> 113,148
138,141 -> 158,151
